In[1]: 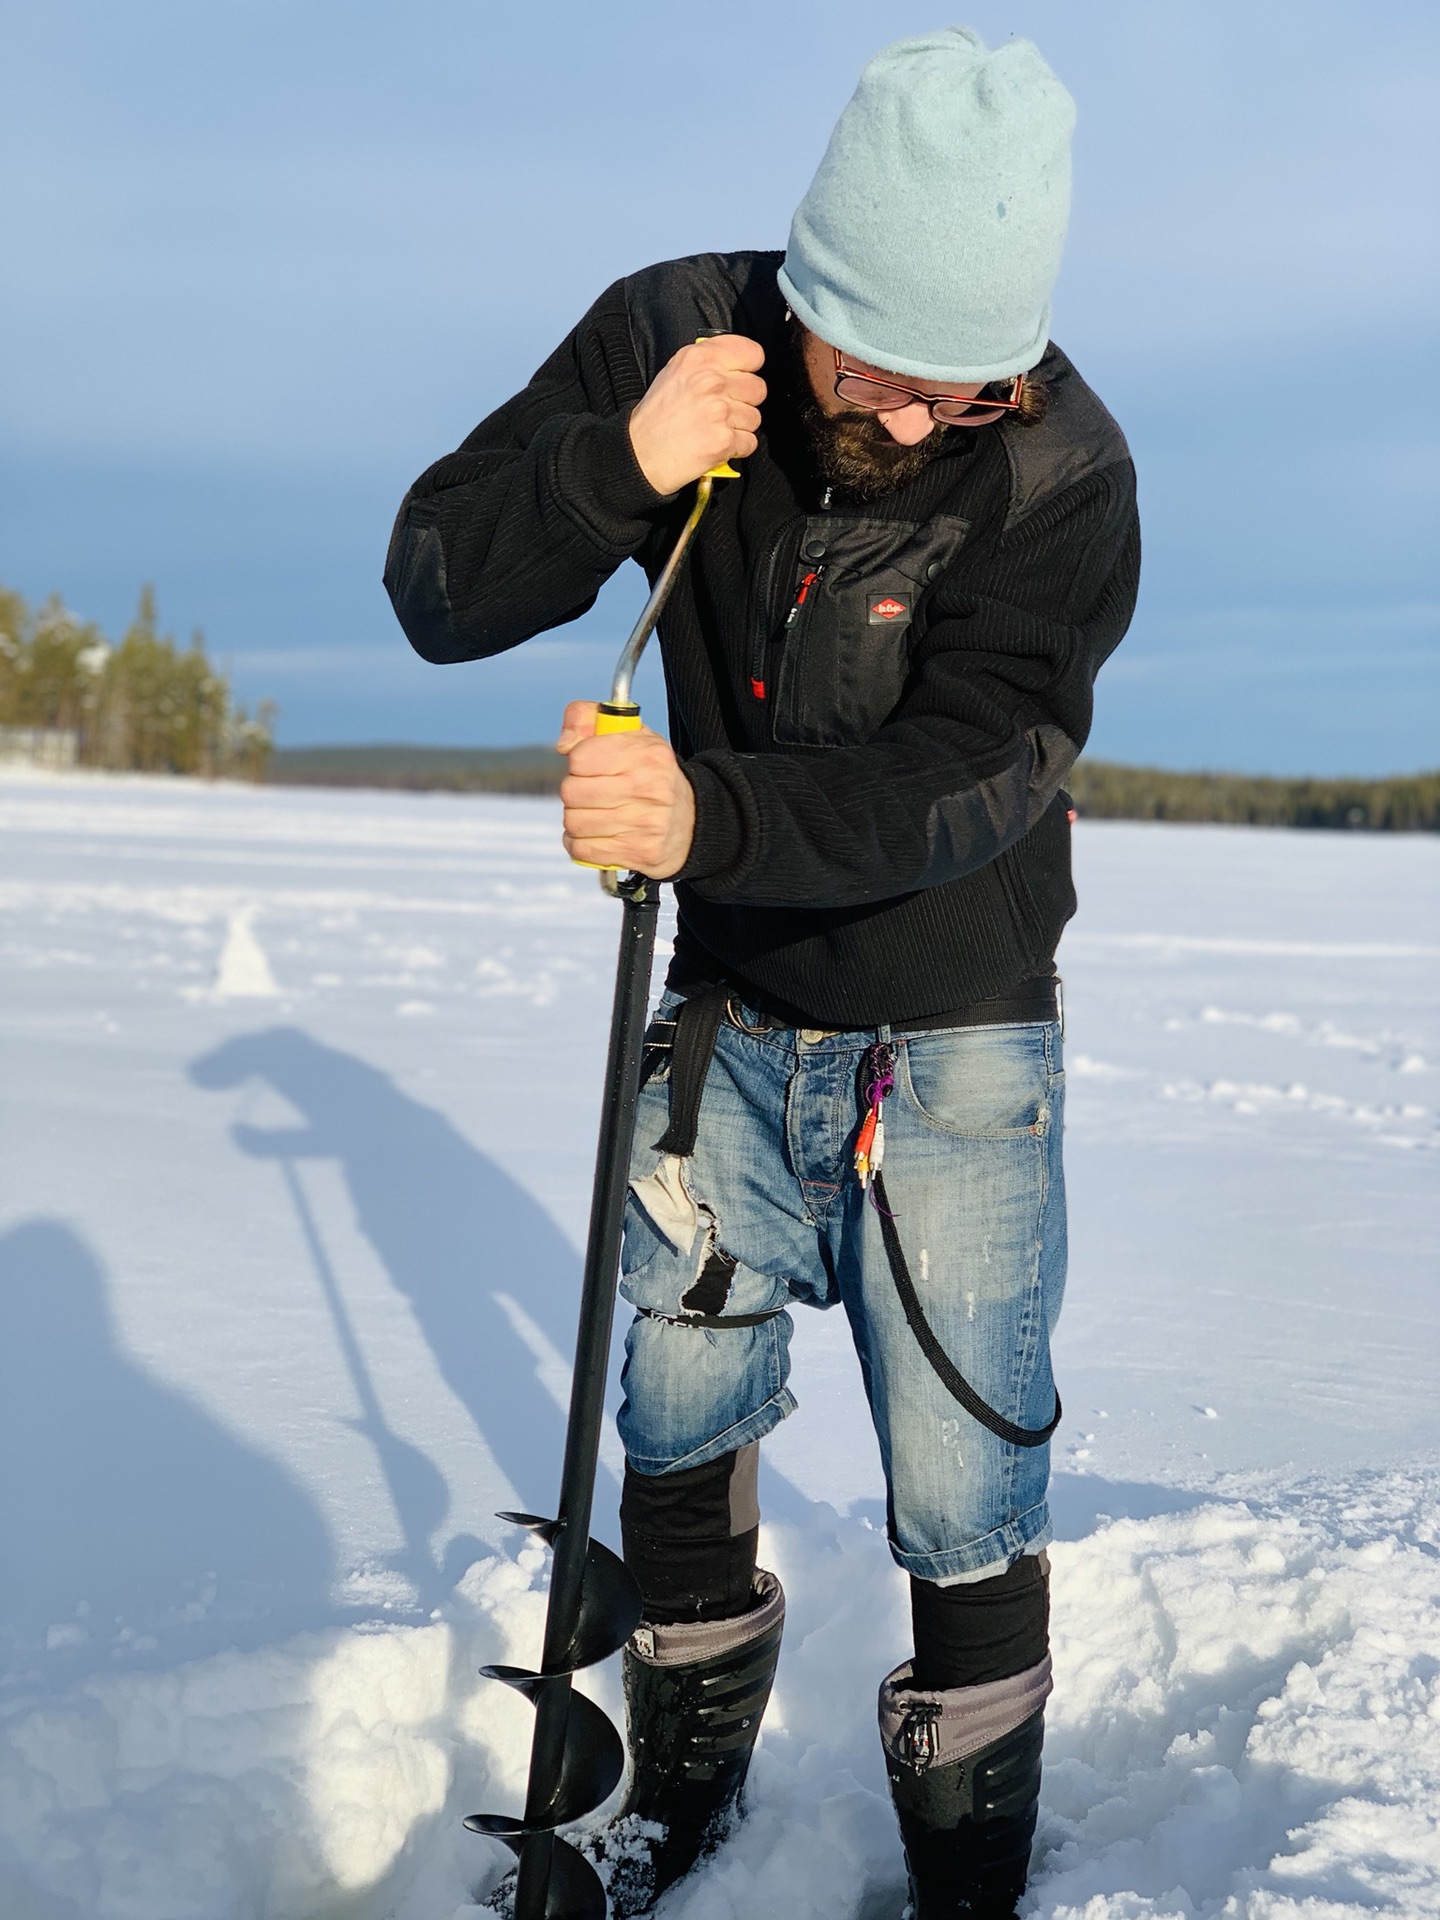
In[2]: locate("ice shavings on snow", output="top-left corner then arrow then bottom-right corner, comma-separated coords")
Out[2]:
1,1480 -> 1438,1919
0,1550 -> 544,1920
1038,1474 -> 1440,1918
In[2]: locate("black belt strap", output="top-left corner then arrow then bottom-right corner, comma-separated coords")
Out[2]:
653,986 -> 729,1156
872,1169 -> 1061,1450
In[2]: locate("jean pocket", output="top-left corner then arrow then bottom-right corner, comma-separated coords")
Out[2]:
897,1023 -> 1058,1139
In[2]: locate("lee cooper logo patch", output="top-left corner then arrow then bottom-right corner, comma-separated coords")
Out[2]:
868,594 -> 911,625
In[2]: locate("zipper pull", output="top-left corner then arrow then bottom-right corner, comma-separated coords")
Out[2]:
821,486 -> 833,510
784,567 -> 824,632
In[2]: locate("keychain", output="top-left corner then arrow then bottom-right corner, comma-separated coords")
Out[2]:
854,1041 -> 896,1189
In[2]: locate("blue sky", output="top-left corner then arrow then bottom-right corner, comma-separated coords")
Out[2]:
2,0 -> 1436,772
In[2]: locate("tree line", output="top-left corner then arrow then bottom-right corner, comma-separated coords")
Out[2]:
0,583 -> 274,780
5,586 -> 1431,828
269,745 -> 1439,831
1067,760 -> 1439,833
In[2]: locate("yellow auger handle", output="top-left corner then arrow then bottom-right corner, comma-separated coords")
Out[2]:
570,703 -> 645,870
594,702 -> 643,737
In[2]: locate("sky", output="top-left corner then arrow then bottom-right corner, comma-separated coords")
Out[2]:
1,0 -> 1436,772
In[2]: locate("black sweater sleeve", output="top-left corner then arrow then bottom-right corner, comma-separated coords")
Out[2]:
675,459 -> 1140,910
384,278 -> 668,665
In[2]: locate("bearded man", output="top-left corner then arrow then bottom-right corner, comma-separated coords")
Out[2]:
387,27 -> 1139,1918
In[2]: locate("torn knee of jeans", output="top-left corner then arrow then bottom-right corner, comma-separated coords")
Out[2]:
629,1152 -> 700,1254
681,1208 -> 738,1317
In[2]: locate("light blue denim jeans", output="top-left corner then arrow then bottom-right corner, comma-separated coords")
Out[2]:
618,994 -> 1066,1583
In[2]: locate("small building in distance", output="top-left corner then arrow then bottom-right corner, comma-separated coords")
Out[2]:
0,727 -> 79,770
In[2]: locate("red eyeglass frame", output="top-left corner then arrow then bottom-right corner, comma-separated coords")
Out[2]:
832,348 -> 1026,426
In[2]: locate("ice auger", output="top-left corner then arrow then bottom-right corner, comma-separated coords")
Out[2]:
465,456 -> 735,1920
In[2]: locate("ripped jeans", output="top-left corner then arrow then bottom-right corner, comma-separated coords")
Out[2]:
617,994 -> 1066,1583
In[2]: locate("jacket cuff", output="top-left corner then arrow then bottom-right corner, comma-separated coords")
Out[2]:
672,760 -> 749,887
551,409 -> 675,550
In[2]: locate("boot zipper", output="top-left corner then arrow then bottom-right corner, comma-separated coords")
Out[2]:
901,1703 -> 942,1773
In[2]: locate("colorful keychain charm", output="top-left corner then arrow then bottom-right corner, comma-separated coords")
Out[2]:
855,1041 -> 896,1188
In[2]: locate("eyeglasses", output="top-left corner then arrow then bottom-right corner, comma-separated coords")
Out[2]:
832,348 -> 1026,427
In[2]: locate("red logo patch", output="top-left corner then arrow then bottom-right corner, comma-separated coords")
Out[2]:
871,597 -> 907,620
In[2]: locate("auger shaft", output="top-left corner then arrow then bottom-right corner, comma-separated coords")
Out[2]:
513,873 -> 660,1920
476,457 -> 734,1918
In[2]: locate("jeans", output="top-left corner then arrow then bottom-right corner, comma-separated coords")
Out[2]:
618,995 -> 1066,1583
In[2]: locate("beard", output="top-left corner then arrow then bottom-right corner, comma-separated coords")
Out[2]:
800,405 -> 952,499
787,324 -> 952,500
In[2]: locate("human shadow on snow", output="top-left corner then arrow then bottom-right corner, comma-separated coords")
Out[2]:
0,1218 -> 333,1673
190,1027 -> 617,1602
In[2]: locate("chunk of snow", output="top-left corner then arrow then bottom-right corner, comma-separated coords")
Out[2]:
213,905 -> 280,997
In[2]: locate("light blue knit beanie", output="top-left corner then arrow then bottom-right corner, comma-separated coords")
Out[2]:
777,27 -> 1075,383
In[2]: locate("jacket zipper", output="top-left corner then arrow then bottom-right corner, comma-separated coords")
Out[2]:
748,490 -> 833,703
753,566 -> 826,701
746,522 -> 795,703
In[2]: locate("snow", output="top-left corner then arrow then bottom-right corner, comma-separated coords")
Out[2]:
0,768 -> 1436,1919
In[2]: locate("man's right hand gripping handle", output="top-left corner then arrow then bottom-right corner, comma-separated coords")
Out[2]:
626,334 -> 766,497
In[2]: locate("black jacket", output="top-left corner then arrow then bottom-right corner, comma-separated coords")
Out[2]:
386,251 -> 1140,1027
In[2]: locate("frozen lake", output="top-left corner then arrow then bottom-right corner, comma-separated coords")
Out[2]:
0,770 -> 1436,1918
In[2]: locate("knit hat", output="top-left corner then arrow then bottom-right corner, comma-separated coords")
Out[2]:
777,28 -> 1075,384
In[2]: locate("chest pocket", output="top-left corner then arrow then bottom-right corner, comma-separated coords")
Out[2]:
770,514 -> 970,747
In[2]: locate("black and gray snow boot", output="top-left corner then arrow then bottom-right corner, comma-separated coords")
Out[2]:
590,1569 -> 785,1917
879,1655 -> 1052,1920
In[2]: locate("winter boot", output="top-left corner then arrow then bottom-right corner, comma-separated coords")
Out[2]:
879,1654 -> 1052,1920
590,1569 -> 785,1917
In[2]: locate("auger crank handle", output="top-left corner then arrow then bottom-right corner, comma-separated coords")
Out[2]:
573,356 -> 742,887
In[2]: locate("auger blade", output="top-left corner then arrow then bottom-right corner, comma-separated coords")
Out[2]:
534,1835 -> 609,1920
561,1537 -> 643,1673
478,1660 -> 544,1687
461,1831 -> 607,1920
463,1812 -> 524,1840
497,1511 -> 563,1544
494,1515 -> 643,1675
470,1671 -> 624,1828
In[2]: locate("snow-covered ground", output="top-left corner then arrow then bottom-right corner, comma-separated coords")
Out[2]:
0,768 -> 1436,1920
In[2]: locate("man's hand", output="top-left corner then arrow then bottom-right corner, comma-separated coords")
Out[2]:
627,335 -> 766,497
557,702 -> 696,879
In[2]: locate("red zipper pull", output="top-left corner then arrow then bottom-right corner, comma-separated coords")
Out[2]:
785,569 -> 823,630
754,567 -> 825,703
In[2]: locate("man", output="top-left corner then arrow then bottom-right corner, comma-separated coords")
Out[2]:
387,27 -> 1138,1918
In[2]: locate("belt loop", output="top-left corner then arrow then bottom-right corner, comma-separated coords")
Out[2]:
1055,975 -> 1066,1041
